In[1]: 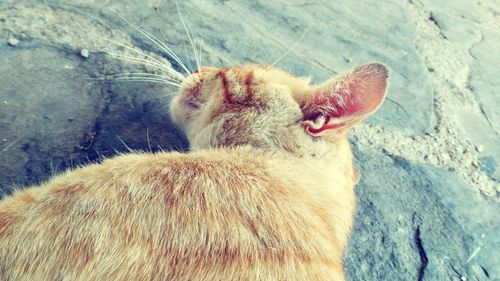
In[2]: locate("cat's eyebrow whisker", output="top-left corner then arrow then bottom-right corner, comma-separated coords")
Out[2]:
192,39 -> 198,69
106,53 -> 184,81
175,0 -> 200,70
159,28 -> 193,73
270,29 -> 308,67
190,25 -> 202,69
198,39 -> 203,68
183,42 -> 194,73
113,11 -> 192,76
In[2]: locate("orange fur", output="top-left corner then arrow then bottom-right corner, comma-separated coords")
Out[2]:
0,63 -> 388,280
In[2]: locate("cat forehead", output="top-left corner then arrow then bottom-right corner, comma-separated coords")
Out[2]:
209,65 -> 309,105
198,64 -> 309,87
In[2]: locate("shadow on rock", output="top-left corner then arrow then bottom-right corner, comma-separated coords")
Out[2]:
0,45 -> 187,196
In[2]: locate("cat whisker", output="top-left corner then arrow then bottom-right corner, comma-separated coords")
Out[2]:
270,29 -> 308,67
97,35 -> 169,66
158,28 -> 194,74
116,135 -> 135,153
96,35 -> 184,79
189,22 -> 201,68
105,52 -> 183,81
106,78 -> 182,87
198,39 -> 203,68
90,73 -> 177,81
103,72 -> 182,83
176,72 -> 197,88
182,77 -> 198,89
149,92 -> 179,101
0,137 -> 21,154
146,128 -> 152,153
183,18 -> 199,69
106,78 -> 181,86
183,42 -> 194,73
175,0 -> 200,70
113,11 -> 192,75
92,77 -> 181,87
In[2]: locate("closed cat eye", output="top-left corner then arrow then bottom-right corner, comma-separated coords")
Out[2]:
287,118 -> 303,127
186,99 -> 201,109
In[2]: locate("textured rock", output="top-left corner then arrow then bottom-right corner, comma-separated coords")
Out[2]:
479,156 -> 497,177
0,45 -> 100,190
346,144 -> 499,280
0,41 -> 187,191
417,0 -> 500,181
467,28 -> 500,180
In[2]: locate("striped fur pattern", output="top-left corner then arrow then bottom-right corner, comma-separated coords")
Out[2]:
0,63 -> 389,280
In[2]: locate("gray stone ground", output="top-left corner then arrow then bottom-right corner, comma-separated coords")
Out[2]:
0,0 -> 498,280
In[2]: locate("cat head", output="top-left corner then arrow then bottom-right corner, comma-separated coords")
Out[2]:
170,63 -> 389,155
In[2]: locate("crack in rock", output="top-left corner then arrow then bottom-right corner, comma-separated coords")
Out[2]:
412,214 -> 429,281
428,12 -> 448,39
467,30 -> 484,60
414,227 -> 429,281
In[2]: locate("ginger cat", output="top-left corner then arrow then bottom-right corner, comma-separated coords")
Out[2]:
0,62 -> 388,280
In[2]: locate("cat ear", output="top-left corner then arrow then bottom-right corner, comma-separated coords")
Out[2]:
300,63 -> 389,137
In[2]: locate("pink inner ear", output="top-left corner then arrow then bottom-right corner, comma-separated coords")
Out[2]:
303,63 -> 389,135
327,80 -> 386,118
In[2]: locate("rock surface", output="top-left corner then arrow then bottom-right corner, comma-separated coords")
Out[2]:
0,0 -> 498,280
417,0 -> 500,181
347,144 -> 499,281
